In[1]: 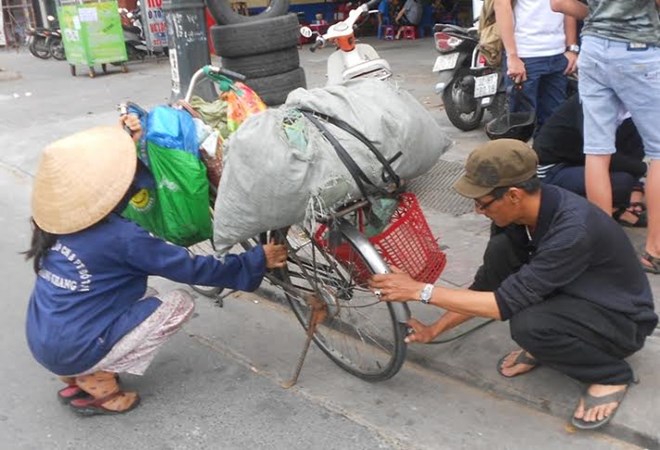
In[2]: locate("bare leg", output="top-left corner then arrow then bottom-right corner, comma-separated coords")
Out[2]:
585,154 -> 613,215
644,160 -> 660,258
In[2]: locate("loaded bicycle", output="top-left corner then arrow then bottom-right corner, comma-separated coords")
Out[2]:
126,0 -> 447,386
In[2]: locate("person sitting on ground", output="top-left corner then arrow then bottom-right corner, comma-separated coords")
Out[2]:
24,116 -> 287,416
369,139 -> 657,430
394,0 -> 422,39
534,94 -> 647,227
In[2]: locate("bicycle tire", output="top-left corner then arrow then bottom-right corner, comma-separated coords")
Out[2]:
187,238 -> 223,298
245,224 -> 407,381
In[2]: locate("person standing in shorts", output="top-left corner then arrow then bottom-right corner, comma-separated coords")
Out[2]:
550,0 -> 660,273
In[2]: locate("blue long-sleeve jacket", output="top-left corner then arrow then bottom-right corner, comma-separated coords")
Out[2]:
26,213 -> 266,376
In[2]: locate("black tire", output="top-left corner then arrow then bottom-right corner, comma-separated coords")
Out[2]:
248,225 -> 406,382
442,68 -> 484,131
29,37 -> 51,59
207,0 -> 289,25
246,66 -> 306,106
49,39 -> 66,60
222,47 -> 300,79
187,239 -> 224,298
211,14 -> 300,58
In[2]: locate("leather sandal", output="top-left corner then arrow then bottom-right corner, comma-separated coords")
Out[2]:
69,391 -> 140,416
613,207 -> 647,228
641,252 -> 660,275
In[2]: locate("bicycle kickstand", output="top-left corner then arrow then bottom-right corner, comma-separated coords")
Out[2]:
281,294 -> 327,388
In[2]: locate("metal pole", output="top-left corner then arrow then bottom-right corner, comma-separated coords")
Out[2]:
162,0 -> 216,103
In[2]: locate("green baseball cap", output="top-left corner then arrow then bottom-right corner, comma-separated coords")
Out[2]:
453,139 -> 538,199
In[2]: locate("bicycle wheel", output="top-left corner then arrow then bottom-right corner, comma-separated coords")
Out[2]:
259,224 -> 407,382
187,239 -> 223,298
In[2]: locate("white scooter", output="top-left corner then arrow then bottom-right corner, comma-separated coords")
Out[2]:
300,0 -> 391,85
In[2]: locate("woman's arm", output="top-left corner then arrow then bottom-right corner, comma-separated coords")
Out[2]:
550,0 -> 589,20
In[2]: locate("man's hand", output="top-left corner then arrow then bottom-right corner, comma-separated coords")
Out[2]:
404,318 -> 438,344
368,266 -> 424,302
506,54 -> 527,84
120,113 -> 142,143
563,51 -> 578,75
263,240 -> 287,269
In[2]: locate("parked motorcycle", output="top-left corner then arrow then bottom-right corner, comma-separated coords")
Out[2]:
46,16 -> 65,61
300,0 -> 391,85
26,27 -> 51,59
432,23 -> 506,131
119,7 -> 168,61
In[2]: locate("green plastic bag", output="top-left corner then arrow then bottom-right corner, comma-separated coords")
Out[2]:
123,106 -> 212,246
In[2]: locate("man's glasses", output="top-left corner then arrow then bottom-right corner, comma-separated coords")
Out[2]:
474,196 -> 500,211
474,187 -> 511,212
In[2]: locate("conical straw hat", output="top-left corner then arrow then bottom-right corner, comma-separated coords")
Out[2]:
32,126 -> 137,234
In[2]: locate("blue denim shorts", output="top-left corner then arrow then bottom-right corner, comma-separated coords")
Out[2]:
578,35 -> 660,159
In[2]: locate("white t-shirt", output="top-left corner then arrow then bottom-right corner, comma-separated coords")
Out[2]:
513,0 -> 566,57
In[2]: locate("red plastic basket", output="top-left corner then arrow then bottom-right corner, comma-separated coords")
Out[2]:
314,193 -> 446,285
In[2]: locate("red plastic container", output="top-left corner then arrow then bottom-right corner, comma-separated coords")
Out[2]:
315,193 -> 446,285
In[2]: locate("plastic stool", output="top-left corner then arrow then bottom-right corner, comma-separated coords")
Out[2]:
382,25 -> 396,40
400,25 -> 417,40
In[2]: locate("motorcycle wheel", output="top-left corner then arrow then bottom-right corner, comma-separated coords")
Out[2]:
50,39 -> 66,61
29,38 -> 51,59
442,68 -> 484,131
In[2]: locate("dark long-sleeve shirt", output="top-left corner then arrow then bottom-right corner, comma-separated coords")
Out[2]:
494,185 -> 657,331
26,214 -> 266,376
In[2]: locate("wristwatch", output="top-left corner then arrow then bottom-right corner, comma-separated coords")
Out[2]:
419,283 -> 434,304
566,44 -> 580,54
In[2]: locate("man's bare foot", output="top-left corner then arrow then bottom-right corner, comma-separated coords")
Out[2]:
572,384 -> 627,429
497,349 -> 539,378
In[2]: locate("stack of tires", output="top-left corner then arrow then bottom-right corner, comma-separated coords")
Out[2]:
208,0 -> 306,106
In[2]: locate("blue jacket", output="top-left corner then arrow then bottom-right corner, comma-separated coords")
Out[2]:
26,214 -> 266,376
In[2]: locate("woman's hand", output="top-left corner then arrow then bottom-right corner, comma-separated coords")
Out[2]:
120,113 -> 143,143
368,266 -> 424,302
563,51 -> 578,75
263,240 -> 287,269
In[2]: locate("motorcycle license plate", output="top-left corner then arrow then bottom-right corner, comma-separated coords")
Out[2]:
432,53 -> 459,72
474,73 -> 499,98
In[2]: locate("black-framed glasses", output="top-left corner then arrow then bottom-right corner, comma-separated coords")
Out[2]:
474,196 -> 500,211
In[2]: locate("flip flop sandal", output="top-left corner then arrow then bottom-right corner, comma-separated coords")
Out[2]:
571,387 -> 628,430
57,385 -> 91,404
497,349 -> 540,378
613,207 -> 647,228
629,201 -> 646,214
641,252 -> 660,275
69,391 -> 141,417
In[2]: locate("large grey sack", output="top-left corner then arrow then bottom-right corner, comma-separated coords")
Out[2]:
213,79 -> 451,252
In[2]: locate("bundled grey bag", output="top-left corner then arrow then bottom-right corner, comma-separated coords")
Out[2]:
213,79 -> 451,252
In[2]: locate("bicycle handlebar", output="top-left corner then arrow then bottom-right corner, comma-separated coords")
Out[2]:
205,65 -> 246,82
310,37 -> 325,52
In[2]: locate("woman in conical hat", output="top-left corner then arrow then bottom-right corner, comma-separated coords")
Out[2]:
24,116 -> 287,416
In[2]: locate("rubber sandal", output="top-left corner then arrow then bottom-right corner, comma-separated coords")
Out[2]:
571,387 -> 628,430
497,349 -> 539,378
69,391 -> 140,416
629,201 -> 646,214
57,385 -> 91,404
641,251 -> 660,275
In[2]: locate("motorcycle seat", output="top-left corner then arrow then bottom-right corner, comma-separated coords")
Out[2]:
122,25 -> 142,35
